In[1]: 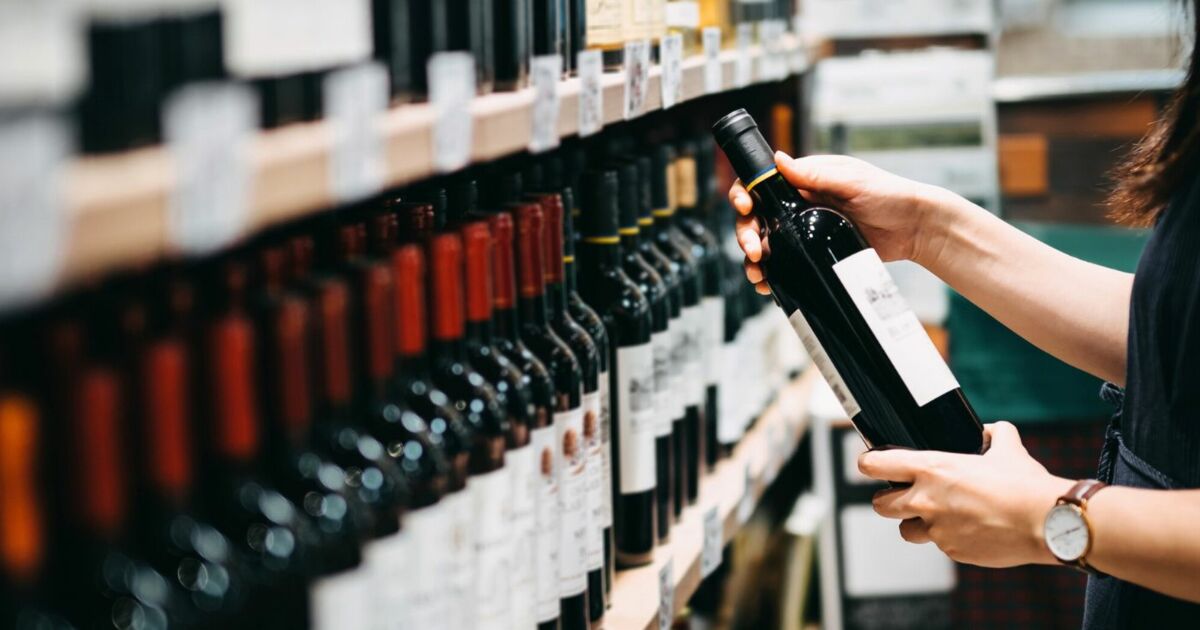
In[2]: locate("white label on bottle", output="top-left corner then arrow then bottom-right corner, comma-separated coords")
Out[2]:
598,369 -> 614,527
164,81 -> 256,256
364,529 -> 410,630
658,558 -> 675,630
665,1 -> 700,27
701,506 -> 722,578
703,27 -> 723,94
667,318 -> 687,420
469,467 -> 513,629
0,1 -> 84,105
310,567 -> 371,630
735,23 -> 753,88
717,341 -> 742,446
832,248 -> 959,406
444,489 -> 476,629
555,406 -> 588,597
324,61 -> 387,203
428,51 -> 475,173
0,112 -> 68,310
529,54 -> 563,153
651,330 -> 674,437
396,503 -> 452,628
509,444 -> 538,630
788,309 -> 862,419
577,49 -> 604,137
623,39 -> 650,120
583,390 -> 605,571
617,343 -> 657,494
660,33 -> 683,110
530,424 -> 560,623
703,297 -> 725,385
738,462 -> 754,524
683,304 -> 707,406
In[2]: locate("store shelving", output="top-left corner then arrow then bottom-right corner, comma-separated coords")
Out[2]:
607,369 -> 816,630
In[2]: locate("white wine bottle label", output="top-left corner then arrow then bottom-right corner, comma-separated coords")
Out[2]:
702,297 -> 725,385
587,0 -> 625,46
530,424 -> 561,623
598,369 -> 614,527
556,406 -> 588,597
364,528 -> 411,630
832,248 -> 959,406
445,489 -> 476,629
718,340 -> 742,445
788,309 -> 862,419
651,329 -> 673,437
470,467 -> 514,629
667,318 -> 688,419
310,567 -> 371,630
583,390 -> 606,571
508,444 -> 538,630
683,304 -> 707,406
403,503 -> 453,628
617,343 -> 657,493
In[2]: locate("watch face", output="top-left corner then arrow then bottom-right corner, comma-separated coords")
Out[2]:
1044,504 -> 1089,562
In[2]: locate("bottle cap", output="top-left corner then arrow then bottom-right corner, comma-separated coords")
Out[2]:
615,162 -> 640,231
139,339 -> 194,501
636,156 -> 654,224
649,145 -> 675,213
461,221 -> 495,323
711,108 -> 775,188
265,298 -> 312,437
357,265 -> 395,381
0,394 -> 44,579
73,365 -> 127,537
675,140 -> 699,209
515,204 -> 547,298
390,244 -> 428,356
311,279 -> 354,407
579,169 -> 620,241
367,212 -> 398,257
429,233 -> 466,341
538,196 -> 566,284
207,317 -> 260,463
489,212 -> 518,310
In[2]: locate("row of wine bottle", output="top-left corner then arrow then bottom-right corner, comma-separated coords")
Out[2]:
0,132 -> 798,630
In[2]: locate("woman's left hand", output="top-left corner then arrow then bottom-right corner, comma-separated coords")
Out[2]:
858,421 -> 1076,568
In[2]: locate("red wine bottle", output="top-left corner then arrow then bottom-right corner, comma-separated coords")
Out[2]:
613,160 -> 675,544
712,109 -> 985,454
513,203 -> 590,630
576,169 -> 657,568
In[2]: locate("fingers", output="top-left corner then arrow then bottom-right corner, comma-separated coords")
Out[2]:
899,518 -> 932,544
858,448 -> 935,483
755,282 -> 771,295
735,214 -> 762,262
775,152 -> 856,200
872,487 -> 920,520
743,258 -> 763,284
728,180 -> 754,216
982,421 -> 1022,453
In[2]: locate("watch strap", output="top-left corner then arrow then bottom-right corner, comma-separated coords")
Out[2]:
1061,479 -> 1107,507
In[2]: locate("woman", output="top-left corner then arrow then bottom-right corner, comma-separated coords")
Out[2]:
728,7 -> 1200,628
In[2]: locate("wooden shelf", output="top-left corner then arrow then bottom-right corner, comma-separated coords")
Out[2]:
53,38 -> 808,298
607,369 -> 816,630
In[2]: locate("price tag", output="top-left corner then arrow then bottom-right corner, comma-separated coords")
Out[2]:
623,39 -> 650,120
658,558 -> 675,630
324,61 -> 388,203
0,113 -> 69,310
529,54 -> 563,153
659,33 -> 683,109
701,507 -> 722,578
735,23 -> 753,88
164,82 -> 256,256
576,49 -> 604,137
703,27 -> 722,94
737,462 -> 754,524
428,52 -> 476,173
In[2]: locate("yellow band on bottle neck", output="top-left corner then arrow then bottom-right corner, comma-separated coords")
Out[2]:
582,235 -> 620,245
744,167 -> 778,193
637,218 -> 653,226
652,208 -> 675,218
618,227 -> 639,235
563,255 -> 575,263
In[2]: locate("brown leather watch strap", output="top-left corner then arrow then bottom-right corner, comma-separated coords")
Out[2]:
1061,479 -> 1108,507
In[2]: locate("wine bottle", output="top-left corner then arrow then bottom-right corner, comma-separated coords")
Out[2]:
495,0 -> 532,89
445,0 -> 495,94
513,203 -> 590,630
712,109 -> 985,454
486,209 -> 563,630
373,0 -> 414,101
614,160 -> 675,544
576,169 -> 656,567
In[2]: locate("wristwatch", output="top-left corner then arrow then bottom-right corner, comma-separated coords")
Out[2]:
1043,479 -> 1107,573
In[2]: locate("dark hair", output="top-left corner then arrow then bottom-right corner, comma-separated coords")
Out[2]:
1109,1 -> 1200,225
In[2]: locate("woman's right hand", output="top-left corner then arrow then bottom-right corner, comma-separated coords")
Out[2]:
729,151 -> 959,294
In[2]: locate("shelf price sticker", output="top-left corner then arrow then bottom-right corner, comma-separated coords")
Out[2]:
737,462 -> 754,524
658,558 -> 675,630
701,506 -> 722,578
623,39 -> 650,120
0,113 -> 69,311
660,33 -> 683,109
577,49 -> 604,137
324,61 -> 388,203
428,52 -> 476,173
164,81 -> 256,256
735,23 -> 753,88
529,54 -> 563,153
703,27 -> 722,94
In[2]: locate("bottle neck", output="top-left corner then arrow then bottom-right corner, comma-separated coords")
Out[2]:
564,257 -> 579,294
465,317 -> 494,345
620,229 -> 640,252
546,281 -> 568,321
745,170 -> 793,224
430,335 -> 468,365
578,240 -> 623,279
519,290 -> 550,328
494,305 -> 521,342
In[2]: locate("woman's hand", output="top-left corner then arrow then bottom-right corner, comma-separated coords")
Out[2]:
858,422 -> 1075,568
729,151 -> 959,294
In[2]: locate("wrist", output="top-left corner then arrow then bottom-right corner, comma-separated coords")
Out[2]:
909,183 -> 984,273
1027,475 -> 1078,565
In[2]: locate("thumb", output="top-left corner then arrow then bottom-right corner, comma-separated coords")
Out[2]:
983,421 -> 1023,453
774,152 -> 855,200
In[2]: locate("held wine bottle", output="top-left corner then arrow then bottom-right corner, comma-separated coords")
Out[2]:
513,204 -> 590,630
613,160 -> 675,544
712,109 -> 984,454
576,169 -> 656,567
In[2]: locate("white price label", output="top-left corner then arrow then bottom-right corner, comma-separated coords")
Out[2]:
529,54 -> 563,153
659,33 -> 683,109
428,52 -> 476,173
702,27 -> 722,94
735,23 -> 753,88
164,82 -> 256,256
0,113 -> 68,310
324,61 -> 388,203
737,462 -> 754,524
576,49 -> 604,137
658,558 -> 675,630
701,507 -> 722,578
623,39 -> 650,120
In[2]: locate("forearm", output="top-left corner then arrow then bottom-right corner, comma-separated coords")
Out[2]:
916,187 -> 1132,385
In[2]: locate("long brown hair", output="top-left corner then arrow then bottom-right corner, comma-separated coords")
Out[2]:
1109,1 -> 1200,226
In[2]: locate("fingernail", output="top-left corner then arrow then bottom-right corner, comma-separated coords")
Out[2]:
775,150 -> 792,162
